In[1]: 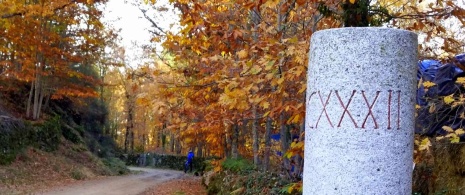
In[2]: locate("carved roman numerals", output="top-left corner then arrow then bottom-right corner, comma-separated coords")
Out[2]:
307,90 -> 402,130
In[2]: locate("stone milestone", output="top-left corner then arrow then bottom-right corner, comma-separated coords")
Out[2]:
304,27 -> 417,194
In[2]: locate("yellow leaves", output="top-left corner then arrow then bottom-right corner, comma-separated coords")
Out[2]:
260,101 -> 270,109
219,86 -> 249,110
263,0 -> 279,8
287,114 -> 302,124
249,95 -> 263,104
180,123 -> 188,128
168,97 -> 178,104
456,77 -> 465,85
237,49 -> 248,59
455,128 -> 465,136
437,126 -> 465,143
184,137 -> 192,143
250,65 -> 262,75
263,111 -> 271,117
298,84 -> 306,94
285,141 -> 304,159
285,182 -> 303,194
422,81 -> 436,88
443,95 -> 454,105
294,56 -> 305,65
442,125 -> 454,133
349,0 -> 356,4
217,5 -> 228,12
450,134 -> 460,143
442,133 -> 460,143
414,137 -> 431,151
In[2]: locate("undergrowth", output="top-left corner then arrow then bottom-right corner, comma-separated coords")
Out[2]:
206,158 -> 296,195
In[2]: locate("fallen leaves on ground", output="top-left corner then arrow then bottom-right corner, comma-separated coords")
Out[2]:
142,174 -> 207,195
0,142 -> 109,194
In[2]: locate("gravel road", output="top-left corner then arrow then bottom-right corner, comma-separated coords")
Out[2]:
40,167 -> 184,195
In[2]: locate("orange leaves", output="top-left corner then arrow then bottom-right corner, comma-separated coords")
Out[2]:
237,49 -> 248,59
263,0 -> 280,8
219,85 -> 249,110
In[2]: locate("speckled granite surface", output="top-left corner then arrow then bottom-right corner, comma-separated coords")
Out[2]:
304,28 -> 418,195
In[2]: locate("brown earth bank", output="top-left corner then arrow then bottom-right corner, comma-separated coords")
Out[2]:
0,145 -> 111,195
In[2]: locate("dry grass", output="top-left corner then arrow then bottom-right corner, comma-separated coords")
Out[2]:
431,142 -> 465,194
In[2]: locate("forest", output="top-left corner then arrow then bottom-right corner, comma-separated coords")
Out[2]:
1,0 -> 465,194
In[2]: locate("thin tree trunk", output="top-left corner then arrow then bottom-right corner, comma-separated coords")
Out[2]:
124,93 -> 134,153
124,127 -> 129,153
175,136 -> 182,154
223,133 -> 229,158
252,105 -> 260,165
130,131 -> 134,153
32,71 -> 41,120
36,79 -> 45,119
280,113 -> 290,172
263,117 -> 272,171
26,80 -> 34,118
280,113 -> 289,154
197,142 -> 203,158
231,124 -> 238,159
170,132 -> 175,153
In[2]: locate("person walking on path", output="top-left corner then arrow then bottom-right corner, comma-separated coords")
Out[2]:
184,150 -> 194,173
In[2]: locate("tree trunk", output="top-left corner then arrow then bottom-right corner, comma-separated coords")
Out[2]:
231,124 -> 239,159
26,80 -> 34,118
170,132 -> 175,153
130,131 -> 135,152
280,113 -> 289,154
196,142 -> 203,158
175,136 -> 182,154
124,93 -> 134,153
280,113 -> 290,171
32,66 -> 41,120
223,133 -> 229,158
252,105 -> 260,165
263,117 -> 272,171
36,79 -> 45,119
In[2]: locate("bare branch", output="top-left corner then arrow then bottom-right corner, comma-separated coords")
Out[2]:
139,8 -> 166,36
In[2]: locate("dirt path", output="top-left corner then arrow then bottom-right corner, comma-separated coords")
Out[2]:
39,167 -> 184,195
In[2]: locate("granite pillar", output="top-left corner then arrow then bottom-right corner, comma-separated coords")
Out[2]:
304,28 -> 417,194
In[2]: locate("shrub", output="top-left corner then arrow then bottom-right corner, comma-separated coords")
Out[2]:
62,124 -> 82,144
206,169 -> 293,195
33,115 -> 61,152
0,118 -> 32,165
71,168 -> 86,180
221,158 -> 255,173
102,157 -> 129,175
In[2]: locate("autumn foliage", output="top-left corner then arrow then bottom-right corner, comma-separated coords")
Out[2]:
0,0 -> 116,120
0,0 -> 464,193
99,0 -> 465,193
123,0 -> 464,161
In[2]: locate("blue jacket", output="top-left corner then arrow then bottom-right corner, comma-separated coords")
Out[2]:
187,151 -> 194,162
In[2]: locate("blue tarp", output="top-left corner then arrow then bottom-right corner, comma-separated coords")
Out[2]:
416,54 -> 465,135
